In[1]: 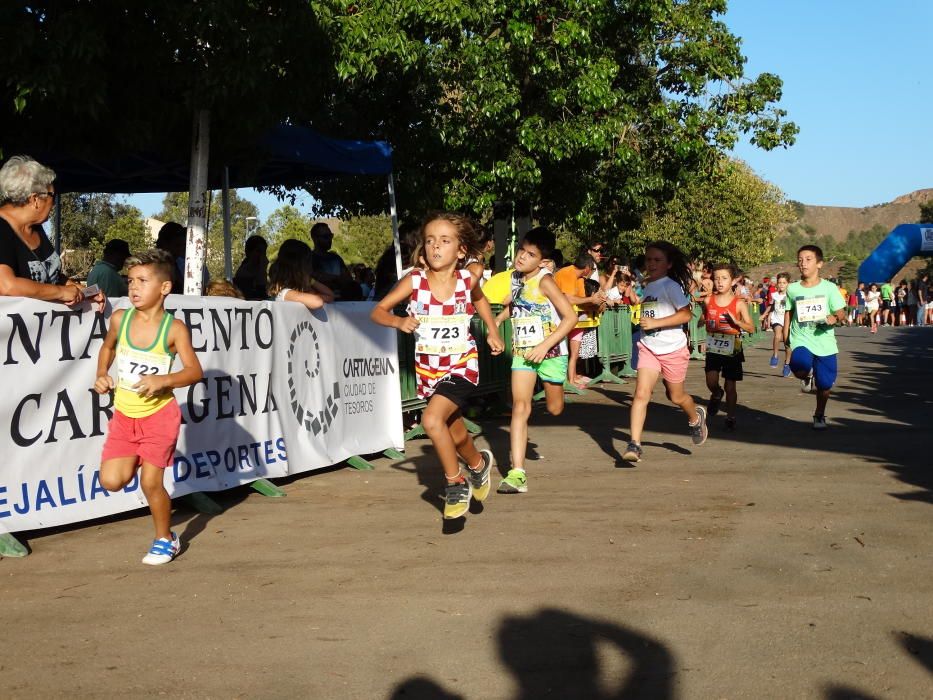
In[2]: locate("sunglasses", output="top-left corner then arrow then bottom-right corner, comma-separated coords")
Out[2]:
590,247 -> 603,253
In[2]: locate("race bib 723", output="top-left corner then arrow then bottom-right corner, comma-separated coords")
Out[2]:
415,314 -> 471,355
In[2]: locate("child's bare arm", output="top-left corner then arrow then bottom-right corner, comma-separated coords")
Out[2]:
494,303 -> 511,327
471,284 -> 504,354
640,305 -> 692,332
542,276 -> 579,347
93,309 -> 122,393
310,279 -> 335,303
370,275 -> 418,333
466,261 -> 485,288
523,276 -> 578,363
729,300 -> 756,334
281,289 -> 327,310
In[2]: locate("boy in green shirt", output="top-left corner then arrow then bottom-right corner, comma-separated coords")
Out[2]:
880,280 -> 894,326
783,245 -> 847,430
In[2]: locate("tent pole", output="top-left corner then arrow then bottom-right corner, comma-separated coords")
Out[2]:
52,193 -> 62,254
222,166 -> 232,280
492,201 -> 511,273
184,110 -> 210,296
387,173 -> 402,278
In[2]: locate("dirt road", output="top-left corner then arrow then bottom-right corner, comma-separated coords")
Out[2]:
2,326 -> 930,699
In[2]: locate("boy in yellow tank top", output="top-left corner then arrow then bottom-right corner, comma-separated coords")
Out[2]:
496,227 -> 577,494
94,249 -> 203,565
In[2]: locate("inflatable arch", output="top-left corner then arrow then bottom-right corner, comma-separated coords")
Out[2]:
857,223 -> 933,283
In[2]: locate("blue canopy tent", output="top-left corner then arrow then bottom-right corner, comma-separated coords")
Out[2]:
31,124 -> 402,282
45,125 -> 393,193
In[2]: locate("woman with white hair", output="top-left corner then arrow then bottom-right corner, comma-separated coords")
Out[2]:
0,155 -> 102,308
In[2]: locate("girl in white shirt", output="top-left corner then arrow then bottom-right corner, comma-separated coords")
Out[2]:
865,283 -> 881,333
623,241 -> 708,463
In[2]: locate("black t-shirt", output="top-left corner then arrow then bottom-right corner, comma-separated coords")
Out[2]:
0,218 -> 62,284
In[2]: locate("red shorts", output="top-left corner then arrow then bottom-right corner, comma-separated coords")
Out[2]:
101,401 -> 181,469
569,328 -> 585,343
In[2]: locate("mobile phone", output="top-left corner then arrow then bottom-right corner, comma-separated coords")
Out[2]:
81,284 -> 100,297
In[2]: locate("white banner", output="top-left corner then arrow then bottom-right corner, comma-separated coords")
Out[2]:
0,296 -> 403,533
920,226 -> 933,252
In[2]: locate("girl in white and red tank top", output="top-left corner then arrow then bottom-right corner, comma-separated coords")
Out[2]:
370,213 -> 504,521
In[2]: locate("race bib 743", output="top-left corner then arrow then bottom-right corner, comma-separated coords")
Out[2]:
796,296 -> 828,323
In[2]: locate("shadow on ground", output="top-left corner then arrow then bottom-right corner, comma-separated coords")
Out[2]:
389,607 -> 674,699
479,327 -> 932,502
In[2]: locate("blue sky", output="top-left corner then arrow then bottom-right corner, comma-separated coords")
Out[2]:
127,1 -> 933,221
726,0 -> 933,207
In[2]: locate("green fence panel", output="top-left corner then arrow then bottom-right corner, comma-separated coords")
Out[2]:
749,304 -> 763,342
471,305 -> 513,397
616,306 -> 638,377
587,306 -> 635,385
688,303 -> 706,360
396,325 -> 426,414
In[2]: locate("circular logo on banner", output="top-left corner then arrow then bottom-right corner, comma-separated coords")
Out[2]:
287,320 -> 340,436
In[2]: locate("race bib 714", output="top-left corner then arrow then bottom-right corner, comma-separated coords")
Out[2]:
512,317 -> 545,348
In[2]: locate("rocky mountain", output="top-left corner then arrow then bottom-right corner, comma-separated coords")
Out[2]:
789,188 -> 933,240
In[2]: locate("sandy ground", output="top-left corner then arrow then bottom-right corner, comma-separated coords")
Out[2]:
2,326 -> 931,699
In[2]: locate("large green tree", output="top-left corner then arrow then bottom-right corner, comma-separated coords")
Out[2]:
264,205 -> 314,259
336,215 -> 394,267
5,1 -> 795,250
54,194 -> 150,277
919,201 -> 933,224
156,192 -> 259,278
2,2 -> 328,163
630,158 -> 791,266
305,0 -> 797,241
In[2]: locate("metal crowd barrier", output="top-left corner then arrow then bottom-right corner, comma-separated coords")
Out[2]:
586,305 -> 637,386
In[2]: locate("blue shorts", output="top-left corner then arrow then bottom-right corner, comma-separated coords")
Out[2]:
789,346 -> 838,390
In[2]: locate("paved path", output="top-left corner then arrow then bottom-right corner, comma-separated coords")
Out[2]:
2,326 -> 931,699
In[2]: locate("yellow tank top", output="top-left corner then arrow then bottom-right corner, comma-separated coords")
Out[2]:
114,309 -> 176,418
